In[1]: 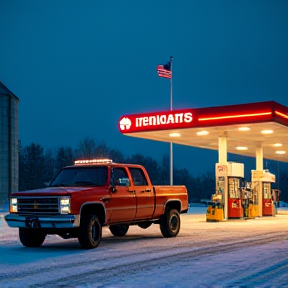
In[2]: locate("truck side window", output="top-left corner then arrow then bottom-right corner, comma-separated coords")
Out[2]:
110,168 -> 130,186
129,168 -> 148,186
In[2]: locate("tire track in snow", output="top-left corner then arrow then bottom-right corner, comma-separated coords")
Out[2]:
226,259 -> 288,287
20,232 -> 288,287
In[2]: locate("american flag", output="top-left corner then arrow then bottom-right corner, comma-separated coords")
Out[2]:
157,61 -> 172,79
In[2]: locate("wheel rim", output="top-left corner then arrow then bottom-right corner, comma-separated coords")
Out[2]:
91,219 -> 98,244
170,215 -> 178,232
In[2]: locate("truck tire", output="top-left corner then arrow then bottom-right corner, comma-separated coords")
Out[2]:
138,222 -> 152,229
160,208 -> 180,238
109,224 -> 129,236
19,228 -> 46,247
78,214 -> 102,249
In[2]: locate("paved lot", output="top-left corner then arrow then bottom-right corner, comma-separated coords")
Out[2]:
0,207 -> 287,287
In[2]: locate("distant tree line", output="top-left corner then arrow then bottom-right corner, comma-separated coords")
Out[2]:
18,137 -> 288,203
18,137 -> 216,203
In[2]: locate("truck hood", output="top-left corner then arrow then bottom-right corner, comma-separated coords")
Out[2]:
10,186 -> 99,197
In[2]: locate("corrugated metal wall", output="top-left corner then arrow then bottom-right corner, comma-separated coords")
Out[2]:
0,82 -> 19,207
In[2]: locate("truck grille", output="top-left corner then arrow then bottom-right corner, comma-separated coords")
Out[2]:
18,197 -> 59,214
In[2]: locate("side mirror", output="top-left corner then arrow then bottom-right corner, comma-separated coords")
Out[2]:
110,186 -> 117,193
125,179 -> 131,187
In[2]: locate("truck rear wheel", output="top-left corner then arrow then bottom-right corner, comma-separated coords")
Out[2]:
109,224 -> 129,236
78,214 -> 102,249
160,209 -> 180,238
19,228 -> 46,247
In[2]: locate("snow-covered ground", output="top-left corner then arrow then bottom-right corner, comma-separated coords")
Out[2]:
0,207 -> 287,287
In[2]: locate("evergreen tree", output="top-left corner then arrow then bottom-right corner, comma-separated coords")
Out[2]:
109,148 -> 126,163
19,143 -> 45,190
127,154 -> 160,184
160,154 -> 169,185
43,148 -> 57,186
56,146 -> 74,171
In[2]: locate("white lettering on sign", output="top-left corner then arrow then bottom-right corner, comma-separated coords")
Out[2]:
135,112 -> 193,127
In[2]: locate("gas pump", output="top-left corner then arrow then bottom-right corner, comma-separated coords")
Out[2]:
263,182 -> 274,216
215,162 -> 244,219
241,182 -> 254,218
251,170 -> 275,217
272,189 -> 281,215
206,192 -> 224,222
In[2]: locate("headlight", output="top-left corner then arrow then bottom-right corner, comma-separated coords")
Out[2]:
10,198 -> 18,213
60,196 -> 71,214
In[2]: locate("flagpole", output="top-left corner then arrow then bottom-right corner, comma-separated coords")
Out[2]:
170,56 -> 173,185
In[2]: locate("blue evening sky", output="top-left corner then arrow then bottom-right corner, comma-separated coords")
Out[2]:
1,0 -> 288,175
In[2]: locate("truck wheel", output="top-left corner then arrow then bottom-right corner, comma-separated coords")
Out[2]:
78,214 -> 102,249
138,222 -> 152,229
19,228 -> 46,247
109,224 -> 129,236
160,209 -> 180,238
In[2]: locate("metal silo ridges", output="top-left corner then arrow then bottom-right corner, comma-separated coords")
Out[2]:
0,81 -> 19,210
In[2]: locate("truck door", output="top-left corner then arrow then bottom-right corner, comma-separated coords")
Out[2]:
108,167 -> 136,222
128,167 -> 154,219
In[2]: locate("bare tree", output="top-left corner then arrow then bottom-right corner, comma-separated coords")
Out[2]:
95,141 -> 110,158
74,137 -> 96,159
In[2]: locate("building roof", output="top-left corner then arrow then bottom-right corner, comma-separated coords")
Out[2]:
0,81 -> 19,101
118,101 -> 288,163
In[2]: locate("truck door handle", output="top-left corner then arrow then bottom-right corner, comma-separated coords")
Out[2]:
128,189 -> 135,193
100,196 -> 111,201
140,189 -> 151,193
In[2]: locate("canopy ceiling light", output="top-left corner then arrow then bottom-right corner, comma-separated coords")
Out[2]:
261,130 -> 273,134
196,131 -> 209,136
238,127 -> 250,131
236,147 -> 248,150
169,133 -> 181,137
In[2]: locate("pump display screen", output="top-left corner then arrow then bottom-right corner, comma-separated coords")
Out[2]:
228,178 -> 240,198
263,183 -> 271,199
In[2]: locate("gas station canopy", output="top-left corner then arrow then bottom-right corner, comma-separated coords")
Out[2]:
118,101 -> 288,163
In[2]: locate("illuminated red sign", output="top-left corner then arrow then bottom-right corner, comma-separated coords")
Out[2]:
198,112 -> 272,122
119,109 -> 194,133
118,101 -> 288,134
275,111 -> 288,120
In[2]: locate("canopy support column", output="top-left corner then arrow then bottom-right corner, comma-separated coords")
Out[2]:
218,135 -> 227,164
256,145 -> 263,215
218,134 -> 228,219
256,145 -> 263,171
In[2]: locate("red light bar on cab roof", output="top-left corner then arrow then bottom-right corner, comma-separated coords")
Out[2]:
74,159 -> 113,165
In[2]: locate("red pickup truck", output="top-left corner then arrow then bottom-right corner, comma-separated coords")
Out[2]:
5,159 -> 188,249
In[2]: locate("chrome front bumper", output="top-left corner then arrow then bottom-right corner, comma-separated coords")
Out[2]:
5,214 -> 80,229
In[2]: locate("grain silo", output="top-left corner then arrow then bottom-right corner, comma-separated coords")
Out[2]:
0,81 -> 19,208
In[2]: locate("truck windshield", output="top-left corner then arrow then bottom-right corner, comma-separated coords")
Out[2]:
50,167 -> 108,187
